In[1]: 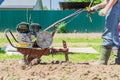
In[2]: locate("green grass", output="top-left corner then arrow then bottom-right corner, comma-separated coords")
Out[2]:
0,50 -> 100,62
0,37 -> 102,43
0,38 -> 8,43
0,51 -> 23,60
0,36 -> 102,62
53,38 -> 102,43
0,53 -> 99,62
41,53 -> 99,62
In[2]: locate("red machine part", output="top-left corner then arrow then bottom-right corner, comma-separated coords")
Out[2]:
17,40 -> 69,65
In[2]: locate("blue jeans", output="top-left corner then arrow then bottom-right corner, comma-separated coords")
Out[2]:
102,0 -> 120,48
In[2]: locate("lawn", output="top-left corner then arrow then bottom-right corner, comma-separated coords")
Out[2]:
0,33 -> 104,62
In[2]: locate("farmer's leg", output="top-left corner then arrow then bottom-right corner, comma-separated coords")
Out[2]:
89,14 -> 113,65
90,4 -> 120,65
102,1 -> 120,65
110,0 -> 120,64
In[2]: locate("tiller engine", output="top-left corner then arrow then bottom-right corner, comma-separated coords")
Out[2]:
5,22 -> 69,65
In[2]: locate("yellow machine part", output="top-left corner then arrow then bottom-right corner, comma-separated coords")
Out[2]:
16,43 -> 29,47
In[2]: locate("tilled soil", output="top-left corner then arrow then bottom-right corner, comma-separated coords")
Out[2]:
1,33 -> 119,80
0,59 -> 120,80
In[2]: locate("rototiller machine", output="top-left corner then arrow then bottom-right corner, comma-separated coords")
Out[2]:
4,2 -> 95,65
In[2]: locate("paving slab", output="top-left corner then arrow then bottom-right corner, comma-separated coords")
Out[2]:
1,45 -> 99,55
69,47 -> 99,54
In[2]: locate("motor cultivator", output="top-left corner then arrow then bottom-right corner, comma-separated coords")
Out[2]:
4,2 -> 94,65
5,22 -> 69,65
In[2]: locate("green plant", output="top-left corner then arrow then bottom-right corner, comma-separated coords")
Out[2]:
56,22 -> 66,33
64,0 -> 102,4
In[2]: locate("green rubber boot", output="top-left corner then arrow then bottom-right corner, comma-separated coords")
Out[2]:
90,46 -> 112,65
115,48 -> 120,65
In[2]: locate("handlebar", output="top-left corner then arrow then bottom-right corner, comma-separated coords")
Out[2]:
4,29 -> 33,49
44,9 -> 86,31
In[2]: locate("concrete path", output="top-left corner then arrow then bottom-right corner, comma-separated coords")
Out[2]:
69,47 -> 99,54
1,45 -> 99,55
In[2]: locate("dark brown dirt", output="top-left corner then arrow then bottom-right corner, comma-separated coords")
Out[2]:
0,59 -> 120,80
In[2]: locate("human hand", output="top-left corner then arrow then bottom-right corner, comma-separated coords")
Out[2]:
91,5 -> 99,11
99,8 -> 108,16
